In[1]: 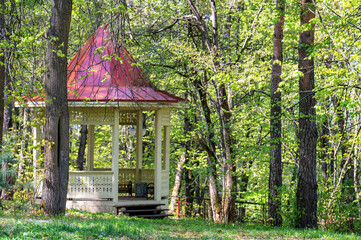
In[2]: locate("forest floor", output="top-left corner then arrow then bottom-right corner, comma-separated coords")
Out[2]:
1,209 -> 361,239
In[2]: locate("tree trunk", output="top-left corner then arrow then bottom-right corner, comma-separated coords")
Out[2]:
320,116 -> 329,180
42,0 -> 72,215
219,82 -> 236,223
3,65 -> 13,136
269,0 -> 285,227
0,0 -> 5,146
194,75 -> 221,222
77,125 -> 87,170
336,104 -> 355,208
169,151 -> 186,213
296,0 -> 317,228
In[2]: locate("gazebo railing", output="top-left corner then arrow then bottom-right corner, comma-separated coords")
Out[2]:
68,171 -> 113,199
92,168 -> 155,184
68,168 -> 159,199
118,168 -> 154,184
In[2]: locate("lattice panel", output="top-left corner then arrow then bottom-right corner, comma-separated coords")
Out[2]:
118,168 -> 154,184
118,169 -> 136,183
119,112 -> 137,125
68,171 -> 113,198
69,108 -> 114,125
140,169 -> 155,183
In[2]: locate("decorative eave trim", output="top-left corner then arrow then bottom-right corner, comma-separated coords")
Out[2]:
15,101 -> 187,109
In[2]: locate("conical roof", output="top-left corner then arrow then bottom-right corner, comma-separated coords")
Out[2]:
67,25 -> 184,104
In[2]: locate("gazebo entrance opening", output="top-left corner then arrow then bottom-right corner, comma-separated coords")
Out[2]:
66,108 -> 171,203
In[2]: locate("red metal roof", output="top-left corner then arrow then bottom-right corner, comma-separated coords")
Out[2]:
67,25 -> 184,103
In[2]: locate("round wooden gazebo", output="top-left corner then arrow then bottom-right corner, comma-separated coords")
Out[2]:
28,26 -> 185,213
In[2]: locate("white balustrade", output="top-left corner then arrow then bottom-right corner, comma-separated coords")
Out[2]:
68,171 -> 114,199
68,169 -> 156,199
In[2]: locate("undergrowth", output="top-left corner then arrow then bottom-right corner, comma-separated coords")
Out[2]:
1,208 -> 361,239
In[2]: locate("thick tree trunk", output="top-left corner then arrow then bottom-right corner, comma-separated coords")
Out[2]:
42,0 -> 72,215
296,0 -> 317,228
77,125 -> 87,170
269,0 -> 285,227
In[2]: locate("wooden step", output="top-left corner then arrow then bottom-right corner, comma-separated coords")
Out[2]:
114,203 -> 165,208
136,214 -> 173,219
121,208 -> 168,213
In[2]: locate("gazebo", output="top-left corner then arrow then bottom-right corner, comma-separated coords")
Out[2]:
28,25 -> 185,214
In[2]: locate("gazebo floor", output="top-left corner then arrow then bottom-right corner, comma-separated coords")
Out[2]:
66,196 -> 167,214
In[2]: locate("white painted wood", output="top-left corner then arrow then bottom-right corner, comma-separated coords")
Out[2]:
161,112 -> 171,199
160,109 -> 171,126
69,107 -> 114,125
154,110 -> 162,201
19,101 -> 183,109
112,111 -> 120,202
161,170 -> 169,197
87,125 -> 95,171
66,198 -> 169,214
68,171 -> 113,198
69,108 -> 139,125
135,111 -> 143,183
164,125 -> 170,171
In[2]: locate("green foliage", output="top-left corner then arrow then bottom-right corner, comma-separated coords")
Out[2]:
0,144 -> 16,193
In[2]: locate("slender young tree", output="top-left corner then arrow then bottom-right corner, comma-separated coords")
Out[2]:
269,0 -> 285,227
296,0 -> 317,228
42,0 -> 72,215
0,0 -> 5,146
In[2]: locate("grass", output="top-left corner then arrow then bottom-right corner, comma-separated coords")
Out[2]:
1,209 -> 361,239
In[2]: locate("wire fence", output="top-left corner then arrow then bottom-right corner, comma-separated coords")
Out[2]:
169,195 -> 266,223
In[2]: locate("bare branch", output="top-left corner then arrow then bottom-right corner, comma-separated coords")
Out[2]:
149,15 -> 198,34
315,0 -> 361,79
234,0 -> 266,64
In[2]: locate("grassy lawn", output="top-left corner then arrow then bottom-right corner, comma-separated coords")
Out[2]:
1,210 -> 361,239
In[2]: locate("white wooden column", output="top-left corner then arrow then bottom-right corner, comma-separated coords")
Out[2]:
163,125 -> 170,171
86,125 -> 95,171
154,110 -> 162,201
135,111 -> 143,182
112,111 -> 120,202
32,126 -> 41,184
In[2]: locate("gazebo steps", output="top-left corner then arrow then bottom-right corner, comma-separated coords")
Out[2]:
136,214 -> 173,219
114,203 -> 165,209
122,208 -> 169,213
115,204 -> 171,218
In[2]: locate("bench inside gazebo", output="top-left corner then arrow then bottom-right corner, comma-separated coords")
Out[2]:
29,25 -> 185,214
